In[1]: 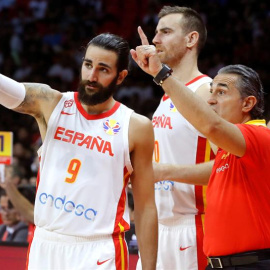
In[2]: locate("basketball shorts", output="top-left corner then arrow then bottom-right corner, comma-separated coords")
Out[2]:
136,215 -> 207,270
27,227 -> 129,270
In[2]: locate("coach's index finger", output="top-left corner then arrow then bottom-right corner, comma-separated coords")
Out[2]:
138,26 -> 149,45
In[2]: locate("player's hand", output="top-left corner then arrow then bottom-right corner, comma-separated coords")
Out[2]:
130,26 -> 163,77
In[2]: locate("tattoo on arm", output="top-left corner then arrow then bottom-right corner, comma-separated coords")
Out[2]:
16,83 -> 54,114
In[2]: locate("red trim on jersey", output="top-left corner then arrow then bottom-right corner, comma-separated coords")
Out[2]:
186,74 -> 209,86
36,168 -> 40,192
112,166 -> 130,270
26,225 -> 36,269
113,167 -> 130,234
194,137 -> 215,269
74,92 -> 121,120
195,215 -> 207,270
113,232 -> 128,270
195,137 -> 207,214
162,74 -> 210,101
27,223 -> 35,243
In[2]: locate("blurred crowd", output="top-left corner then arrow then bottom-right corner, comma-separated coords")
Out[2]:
0,0 -> 269,244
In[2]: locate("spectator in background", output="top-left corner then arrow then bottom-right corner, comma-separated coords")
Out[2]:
0,164 -> 34,224
0,188 -> 29,243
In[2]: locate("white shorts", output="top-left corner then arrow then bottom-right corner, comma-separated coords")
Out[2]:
27,227 -> 129,270
137,215 -> 207,270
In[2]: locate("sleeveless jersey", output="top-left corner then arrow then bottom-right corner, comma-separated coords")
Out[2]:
153,75 -> 214,220
34,92 -> 133,237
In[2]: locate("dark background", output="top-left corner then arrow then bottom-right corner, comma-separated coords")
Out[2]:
0,0 -> 269,181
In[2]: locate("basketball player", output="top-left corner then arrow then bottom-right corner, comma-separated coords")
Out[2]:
132,6 -> 214,270
0,33 -> 158,270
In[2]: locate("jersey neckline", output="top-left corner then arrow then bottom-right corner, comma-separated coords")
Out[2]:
74,92 -> 120,120
162,74 -> 209,101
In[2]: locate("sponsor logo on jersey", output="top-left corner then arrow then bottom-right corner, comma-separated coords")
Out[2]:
152,115 -> 173,129
64,99 -> 74,108
39,192 -> 97,221
169,102 -> 178,112
54,126 -> 114,156
155,180 -> 174,191
103,119 -> 121,135
216,163 -> 229,173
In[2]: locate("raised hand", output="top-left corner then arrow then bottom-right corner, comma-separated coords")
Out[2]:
130,26 -> 163,77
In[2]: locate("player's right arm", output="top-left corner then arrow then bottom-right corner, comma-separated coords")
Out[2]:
154,160 -> 214,186
0,74 -> 62,139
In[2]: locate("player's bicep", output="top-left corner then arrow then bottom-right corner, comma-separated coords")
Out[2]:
15,83 -> 62,119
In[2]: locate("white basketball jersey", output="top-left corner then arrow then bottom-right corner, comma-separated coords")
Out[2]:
35,92 -> 133,237
153,75 -> 213,220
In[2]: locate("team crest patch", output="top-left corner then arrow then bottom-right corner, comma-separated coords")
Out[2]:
64,99 -> 74,108
103,119 -> 121,135
169,102 -> 178,112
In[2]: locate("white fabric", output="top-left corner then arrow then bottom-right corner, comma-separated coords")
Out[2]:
34,92 -> 133,237
153,76 -> 212,219
0,74 -> 25,109
28,227 -> 119,270
137,215 -> 199,270
150,76 -> 212,270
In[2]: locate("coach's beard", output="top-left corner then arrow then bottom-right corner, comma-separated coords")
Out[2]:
78,76 -> 118,106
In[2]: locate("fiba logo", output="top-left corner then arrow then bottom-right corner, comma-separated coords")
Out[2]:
64,99 -> 74,108
103,119 -> 121,135
169,102 -> 178,112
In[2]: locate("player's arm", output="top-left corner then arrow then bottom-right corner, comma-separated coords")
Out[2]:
130,27 -> 247,157
0,74 -> 62,140
129,113 -> 158,270
154,160 -> 214,185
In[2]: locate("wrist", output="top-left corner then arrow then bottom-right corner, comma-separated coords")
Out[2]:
153,64 -> 173,86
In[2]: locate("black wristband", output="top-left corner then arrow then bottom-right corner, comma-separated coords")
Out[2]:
153,64 -> 173,86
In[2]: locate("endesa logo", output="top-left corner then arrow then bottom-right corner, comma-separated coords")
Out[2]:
155,180 -> 174,191
216,163 -> 229,173
39,193 -> 97,221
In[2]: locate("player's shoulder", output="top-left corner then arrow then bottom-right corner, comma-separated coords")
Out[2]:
129,112 -> 154,150
130,112 -> 152,129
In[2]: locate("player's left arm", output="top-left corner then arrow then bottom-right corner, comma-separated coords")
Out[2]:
129,113 -> 158,270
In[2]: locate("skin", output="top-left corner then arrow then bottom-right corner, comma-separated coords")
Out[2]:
131,19 -> 213,185
0,196 -> 21,227
7,44 -> 158,270
151,14 -> 211,101
0,166 -> 34,224
131,28 -> 257,159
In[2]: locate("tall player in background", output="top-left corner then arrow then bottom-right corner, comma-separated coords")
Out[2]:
0,33 -> 158,270
134,6 -> 214,270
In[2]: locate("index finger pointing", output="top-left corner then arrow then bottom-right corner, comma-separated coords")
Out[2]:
138,26 -> 149,45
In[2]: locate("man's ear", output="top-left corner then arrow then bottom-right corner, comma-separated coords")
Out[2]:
242,96 -> 257,113
117,70 -> 128,85
186,31 -> 199,49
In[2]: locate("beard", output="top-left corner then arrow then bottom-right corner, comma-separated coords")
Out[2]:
77,75 -> 118,106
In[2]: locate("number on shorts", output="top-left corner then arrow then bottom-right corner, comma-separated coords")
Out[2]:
65,159 -> 81,183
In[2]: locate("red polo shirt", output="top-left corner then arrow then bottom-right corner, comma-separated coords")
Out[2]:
204,120 -> 270,256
